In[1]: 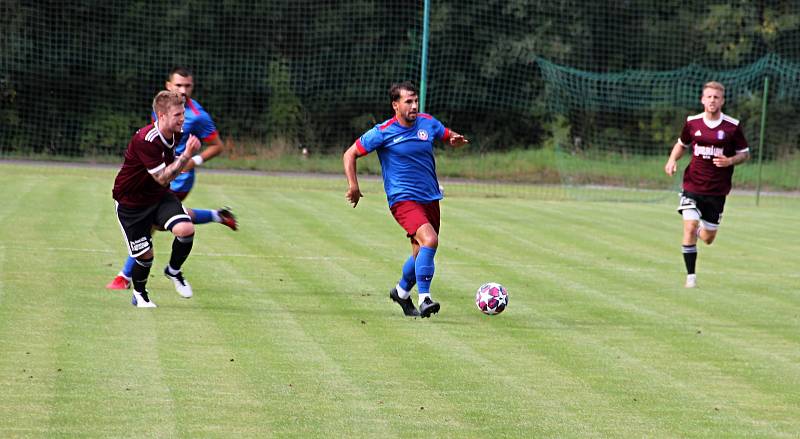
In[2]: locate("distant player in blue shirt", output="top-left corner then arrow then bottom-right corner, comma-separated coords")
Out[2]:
343,81 -> 468,318
107,67 -> 237,292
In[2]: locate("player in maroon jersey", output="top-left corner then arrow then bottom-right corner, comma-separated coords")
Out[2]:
112,90 -> 201,307
664,81 -> 750,288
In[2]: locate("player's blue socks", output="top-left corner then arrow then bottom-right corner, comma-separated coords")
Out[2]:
192,209 -> 215,224
121,255 -> 136,278
415,246 -> 436,294
398,255 -> 416,292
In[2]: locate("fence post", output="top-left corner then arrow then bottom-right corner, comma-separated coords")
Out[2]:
419,0 -> 430,113
755,76 -> 769,206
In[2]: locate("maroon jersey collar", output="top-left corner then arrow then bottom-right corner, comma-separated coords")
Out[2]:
702,112 -> 724,129
153,121 -> 176,149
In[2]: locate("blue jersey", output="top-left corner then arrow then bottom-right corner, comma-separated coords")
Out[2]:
356,113 -> 450,207
151,98 -> 218,193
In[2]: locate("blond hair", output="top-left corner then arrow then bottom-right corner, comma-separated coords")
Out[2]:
152,90 -> 185,115
702,81 -> 725,95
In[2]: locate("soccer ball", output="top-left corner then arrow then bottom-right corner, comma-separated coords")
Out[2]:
475,282 -> 508,315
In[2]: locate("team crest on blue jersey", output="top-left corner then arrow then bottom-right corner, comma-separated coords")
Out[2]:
417,129 -> 429,141
717,130 -> 725,140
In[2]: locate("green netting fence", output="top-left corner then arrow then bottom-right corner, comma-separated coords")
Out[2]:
1,0 -> 799,201
538,53 -> 800,201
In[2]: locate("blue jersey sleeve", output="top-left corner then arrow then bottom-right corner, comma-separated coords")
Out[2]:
430,117 -> 447,140
192,110 -> 218,141
358,126 -> 384,154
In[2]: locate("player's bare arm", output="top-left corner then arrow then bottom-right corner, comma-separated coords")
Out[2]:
343,142 -> 363,208
183,135 -> 224,172
153,135 -> 201,186
664,141 -> 685,176
447,130 -> 469,147
713,150 -> 750,168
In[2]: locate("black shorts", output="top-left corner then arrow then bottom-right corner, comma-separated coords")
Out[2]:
677,191 -> 726,226
115,193 -> 191,257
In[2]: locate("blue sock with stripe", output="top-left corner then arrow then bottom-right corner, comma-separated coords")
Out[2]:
192,209 -> 214,224
415,246 -> 436,295
121,256 -> 136,278
396,255 -> 416,298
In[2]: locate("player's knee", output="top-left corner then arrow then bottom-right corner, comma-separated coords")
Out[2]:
135,248 -> 154,260
419,233 -> 438,249
414,223 -> 439,248
172,221 -> 195,238
135,255 -> 154,267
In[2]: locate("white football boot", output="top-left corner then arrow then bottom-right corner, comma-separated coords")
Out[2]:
132,290 -> 157,308
164,267 -> 193,298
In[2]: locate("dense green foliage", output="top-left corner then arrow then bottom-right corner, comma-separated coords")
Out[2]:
2,0 -> 800,162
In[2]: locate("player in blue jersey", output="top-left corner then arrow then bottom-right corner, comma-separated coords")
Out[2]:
343,81 -> 468,318
107,67 -> 237,292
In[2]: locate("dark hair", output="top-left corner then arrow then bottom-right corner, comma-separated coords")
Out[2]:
389,81 -> 418,102
168,66 -> 193,81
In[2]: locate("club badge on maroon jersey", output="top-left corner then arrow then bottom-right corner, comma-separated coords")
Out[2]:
717,130 -> 725,140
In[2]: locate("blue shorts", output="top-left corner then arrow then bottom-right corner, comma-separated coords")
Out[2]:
170,170 -> 196,194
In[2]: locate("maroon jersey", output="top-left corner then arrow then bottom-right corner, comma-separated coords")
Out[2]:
678,112 -> 748,196
112,123 -> 177,208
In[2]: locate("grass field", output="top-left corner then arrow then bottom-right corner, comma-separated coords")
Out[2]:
1,162 -> 799,438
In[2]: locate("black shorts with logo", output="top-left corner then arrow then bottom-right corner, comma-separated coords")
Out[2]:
115,192 -> 191,257
677,191 -> 726,226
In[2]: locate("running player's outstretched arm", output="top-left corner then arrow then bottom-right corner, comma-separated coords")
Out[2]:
153,135 -> 201,186
343,142 -> 363,208
183,135 -> 224,172
664,141 -> 685,176
200,135 -> 224,160
447,130 -> 469,147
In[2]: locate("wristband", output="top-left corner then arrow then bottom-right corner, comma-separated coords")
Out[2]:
191,155 -> 204,166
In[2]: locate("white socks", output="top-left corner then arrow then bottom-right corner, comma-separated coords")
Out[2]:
395,284 -> 411,299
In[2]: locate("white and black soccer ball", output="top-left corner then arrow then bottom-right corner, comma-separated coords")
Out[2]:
475,282 -> 508,315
